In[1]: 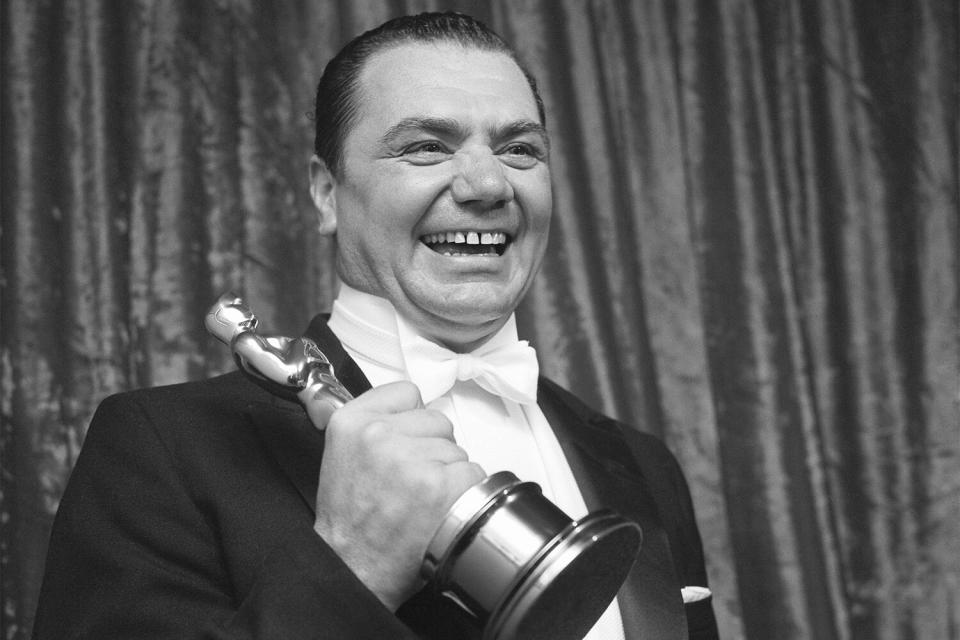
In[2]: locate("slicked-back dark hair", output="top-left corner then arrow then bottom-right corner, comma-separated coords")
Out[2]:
313,11 -> 546,177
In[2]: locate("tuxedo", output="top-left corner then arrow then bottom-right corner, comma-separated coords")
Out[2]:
33,315 -> 718,639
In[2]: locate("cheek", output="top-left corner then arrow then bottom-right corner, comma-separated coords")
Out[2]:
533,200 -> 552,231
519,178 -> 553,233
356,172 -> 445,231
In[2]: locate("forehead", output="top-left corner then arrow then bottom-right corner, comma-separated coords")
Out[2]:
351,42 -> 541,136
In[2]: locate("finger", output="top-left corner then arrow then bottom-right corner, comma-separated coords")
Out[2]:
338,381 -> 424,416
384,409 -> 455,440
442,460 -> 487,491
392,436 -> 469,465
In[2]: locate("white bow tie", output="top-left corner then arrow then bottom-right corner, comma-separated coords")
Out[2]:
400,334 -> 540,406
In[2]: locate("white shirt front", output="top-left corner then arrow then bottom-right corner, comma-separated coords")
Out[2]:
327,283 -> 625,640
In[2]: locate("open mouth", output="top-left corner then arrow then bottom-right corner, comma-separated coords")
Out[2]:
421,231 -> 510,257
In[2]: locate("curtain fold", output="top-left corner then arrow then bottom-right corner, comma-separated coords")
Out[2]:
2,1 -> 956,638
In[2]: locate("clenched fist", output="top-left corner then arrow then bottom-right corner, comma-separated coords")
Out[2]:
311,381 -> 485,610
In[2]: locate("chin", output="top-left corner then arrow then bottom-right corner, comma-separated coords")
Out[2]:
438,292 -> 519,321
400,277 -> 528,335
412,296 -> 516,344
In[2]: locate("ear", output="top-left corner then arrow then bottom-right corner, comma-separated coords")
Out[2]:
309,155 -> 338,236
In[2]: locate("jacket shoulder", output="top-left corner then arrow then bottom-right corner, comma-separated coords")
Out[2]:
82,371 -> 303,482
100,370 -> 270,408
537,376 -> 674,459
93,371 -> 289,432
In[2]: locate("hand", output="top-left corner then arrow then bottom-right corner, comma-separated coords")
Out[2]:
311,381 -> 485,611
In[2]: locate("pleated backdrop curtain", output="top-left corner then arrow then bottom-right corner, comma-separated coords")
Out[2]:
2,1 -> 957,638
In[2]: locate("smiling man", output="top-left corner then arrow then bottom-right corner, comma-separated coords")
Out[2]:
33,12 -> 718,640
310,35 -> 552,351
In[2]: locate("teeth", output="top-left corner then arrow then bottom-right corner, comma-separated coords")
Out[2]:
422,231 -> 508,246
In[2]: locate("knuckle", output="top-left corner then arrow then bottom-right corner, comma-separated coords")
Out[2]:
406,463 -> 442,496
360,419 -> 392,446
466,462 -> 486,484
394,380 -> 423,406
324,411 -> 350,437
446,445 -> 469,463
422,410 -> 454,437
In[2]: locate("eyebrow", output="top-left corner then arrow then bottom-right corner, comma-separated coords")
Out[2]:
379,116 -> 550,150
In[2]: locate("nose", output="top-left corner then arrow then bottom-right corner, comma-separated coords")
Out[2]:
451,148 -> 514,207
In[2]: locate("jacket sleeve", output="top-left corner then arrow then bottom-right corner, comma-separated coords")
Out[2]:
32,392 -> 418,640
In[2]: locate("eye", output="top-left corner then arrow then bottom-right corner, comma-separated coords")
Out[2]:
408,141 -> 445,154
401,140 -> 451,164
503,143 -> 534,156
498,142 -> 543,169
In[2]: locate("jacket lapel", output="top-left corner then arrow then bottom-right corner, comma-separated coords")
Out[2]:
302,313 -> 375,398
243,315 -> 373,514
539,381 -> 688,640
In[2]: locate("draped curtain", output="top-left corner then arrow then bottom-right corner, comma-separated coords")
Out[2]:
2,1 -> 957,638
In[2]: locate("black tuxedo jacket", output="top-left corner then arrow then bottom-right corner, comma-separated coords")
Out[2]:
33,315 -> 718,639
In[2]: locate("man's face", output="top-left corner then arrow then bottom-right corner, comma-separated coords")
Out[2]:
314,42 -> 552,351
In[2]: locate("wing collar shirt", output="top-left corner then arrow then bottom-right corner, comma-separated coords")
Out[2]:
327,283 -> 625,640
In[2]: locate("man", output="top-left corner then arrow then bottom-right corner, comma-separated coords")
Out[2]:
33,12 -> 718,640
